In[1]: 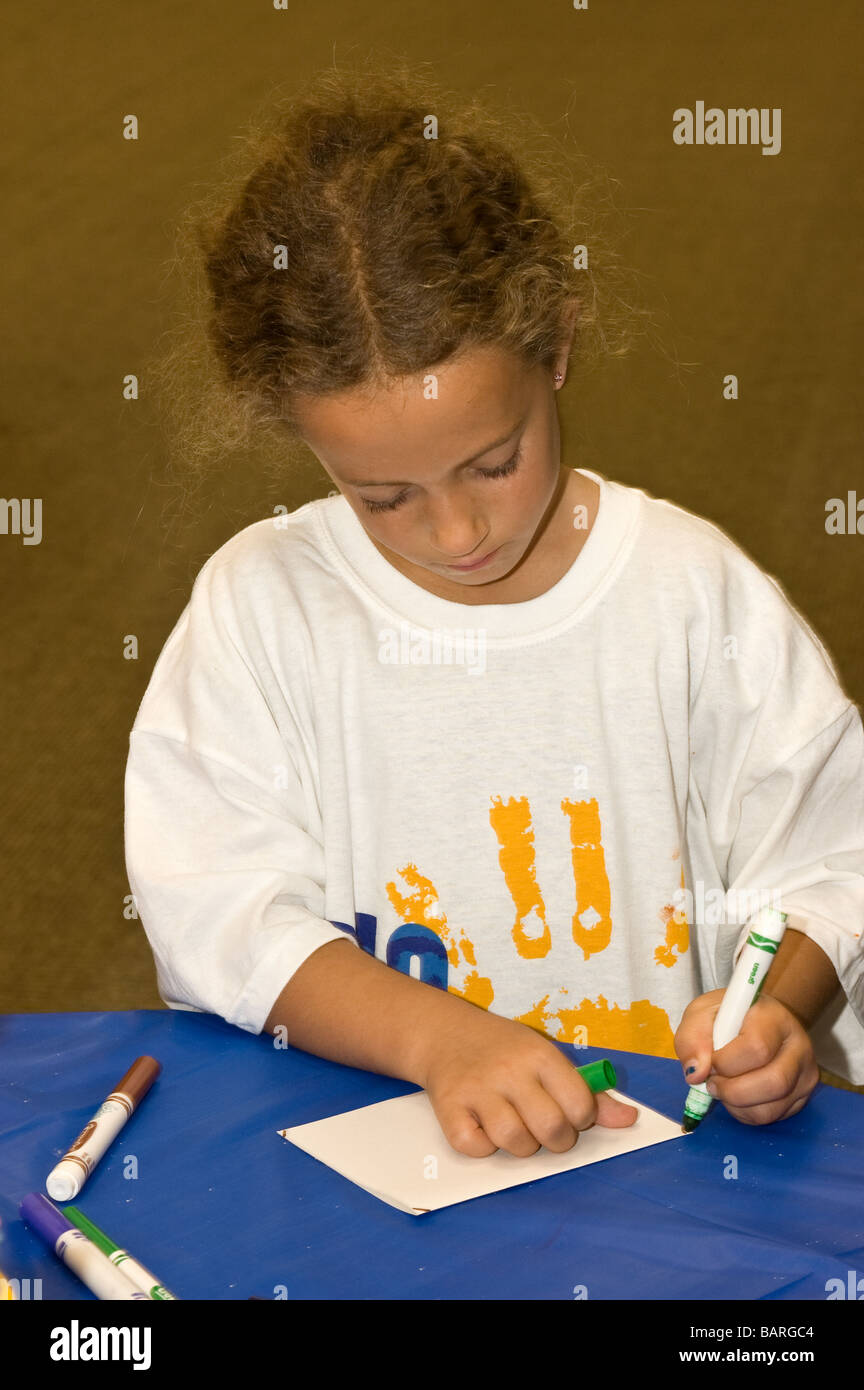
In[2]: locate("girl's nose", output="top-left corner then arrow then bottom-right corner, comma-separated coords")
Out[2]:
425,502 -> 490,559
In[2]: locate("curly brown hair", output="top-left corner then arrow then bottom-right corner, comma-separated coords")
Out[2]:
144,53 -> 672,516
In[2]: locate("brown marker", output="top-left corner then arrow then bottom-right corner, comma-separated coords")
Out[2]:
45,1057 -> 162,1202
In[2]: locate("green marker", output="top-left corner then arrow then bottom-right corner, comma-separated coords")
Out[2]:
63,1204 -> 177,1300
682,906 -> 788,1132
576,1059 -> 617,1092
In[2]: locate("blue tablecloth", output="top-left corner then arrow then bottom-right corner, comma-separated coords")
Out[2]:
1,1010 -> 861,1300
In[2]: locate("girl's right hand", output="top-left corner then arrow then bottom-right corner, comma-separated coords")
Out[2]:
419,1007 -> 638,1157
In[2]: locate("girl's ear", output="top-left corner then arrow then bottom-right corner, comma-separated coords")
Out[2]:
562,296 -> 581,344
553,298 -> 581,383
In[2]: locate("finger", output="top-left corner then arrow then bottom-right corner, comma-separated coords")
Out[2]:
432,1096 -> 499,1158
706,1046 -> 799,1109
711,1000 -> 800,1084
710,1044 -> 819,1115
674,990 -> 725,1082
510,1083 -> 583,1153
473,1093 -> 559,1157
594,1090 -> 639,1128
710,1005 -> 790,1080
537,1053 -> 638,1134
724,1074 -> 818,1127
782,1091 -> 814,1119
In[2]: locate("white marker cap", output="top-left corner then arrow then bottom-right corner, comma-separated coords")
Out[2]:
45,1164 -> 83,1202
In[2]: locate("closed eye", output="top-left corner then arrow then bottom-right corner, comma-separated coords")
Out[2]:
359,444 -> 524,514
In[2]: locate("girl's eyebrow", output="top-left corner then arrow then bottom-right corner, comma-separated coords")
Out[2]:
343,420 -> 523,487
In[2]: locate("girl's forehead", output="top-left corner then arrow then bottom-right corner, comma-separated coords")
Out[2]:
293,346 -> 536,451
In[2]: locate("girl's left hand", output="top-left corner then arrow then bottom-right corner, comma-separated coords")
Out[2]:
674,989 -> 821,1125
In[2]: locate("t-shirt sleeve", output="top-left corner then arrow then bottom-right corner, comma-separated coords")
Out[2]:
689,551 -> 864,1083
124,556 -> 357,1035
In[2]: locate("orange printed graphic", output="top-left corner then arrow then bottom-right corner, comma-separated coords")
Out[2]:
516,992 -> 676,1060
655,864 -> 690,967
386,802 -> 681,1063
488,796 -> 551,958
385,862 -> 494,1009
560,798 -> 613,960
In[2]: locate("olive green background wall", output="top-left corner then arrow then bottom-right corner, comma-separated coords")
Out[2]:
2,2 -> 861,1097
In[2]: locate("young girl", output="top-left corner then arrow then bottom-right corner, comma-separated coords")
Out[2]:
126,61 -> 864,1159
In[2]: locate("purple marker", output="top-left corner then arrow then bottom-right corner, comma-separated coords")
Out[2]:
20,1194 -> 148,1301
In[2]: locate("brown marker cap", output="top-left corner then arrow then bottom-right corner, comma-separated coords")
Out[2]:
110,1055 -> 162,1108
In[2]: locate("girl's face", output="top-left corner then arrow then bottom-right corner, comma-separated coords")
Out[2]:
292,345 -> 570,594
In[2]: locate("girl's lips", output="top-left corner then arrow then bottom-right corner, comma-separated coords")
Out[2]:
444,545 -> 500,572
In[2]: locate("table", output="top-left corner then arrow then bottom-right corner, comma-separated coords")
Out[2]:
1,1009 -> 861,1301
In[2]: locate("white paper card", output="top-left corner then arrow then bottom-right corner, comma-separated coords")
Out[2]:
278,1087 -> 689,1214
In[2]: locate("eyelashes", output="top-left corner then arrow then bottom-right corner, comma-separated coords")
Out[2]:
359,445 -> 523,514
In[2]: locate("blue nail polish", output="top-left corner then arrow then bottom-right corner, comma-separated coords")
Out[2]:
685,1065 -> 696,1076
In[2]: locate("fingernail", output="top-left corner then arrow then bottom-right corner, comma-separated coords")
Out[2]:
684,1061 -> 697,1076
706,1080 -> 718,1096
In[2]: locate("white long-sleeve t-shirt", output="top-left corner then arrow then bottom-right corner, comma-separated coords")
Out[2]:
124,468 -> 864,1082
